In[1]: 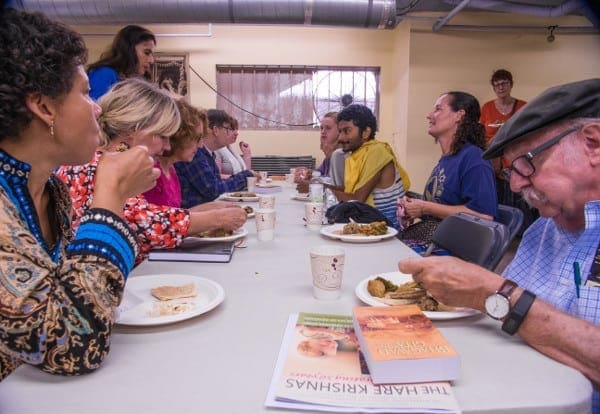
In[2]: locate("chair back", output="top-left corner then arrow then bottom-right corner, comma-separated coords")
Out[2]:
496,204 -> 524,242
427,213 -> 510,270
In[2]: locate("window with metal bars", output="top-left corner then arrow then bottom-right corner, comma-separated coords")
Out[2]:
216,65 -> 380,130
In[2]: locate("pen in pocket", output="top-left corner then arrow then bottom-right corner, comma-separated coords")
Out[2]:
573,261 -> 581,298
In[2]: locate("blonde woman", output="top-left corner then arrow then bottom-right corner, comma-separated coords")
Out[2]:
57,79 -> 247,264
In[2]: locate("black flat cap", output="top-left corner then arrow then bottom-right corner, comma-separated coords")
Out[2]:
483,78 -> 600,159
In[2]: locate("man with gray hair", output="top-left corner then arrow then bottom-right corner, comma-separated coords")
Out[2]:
398,78 -> 600,410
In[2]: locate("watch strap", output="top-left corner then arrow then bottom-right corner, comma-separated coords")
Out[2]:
497,279 -> 518,298
502,290 -> 536,335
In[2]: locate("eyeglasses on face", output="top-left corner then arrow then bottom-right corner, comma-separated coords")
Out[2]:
493,80 -> 511,89
219,125 -> 235,133
501,126 -> 579,181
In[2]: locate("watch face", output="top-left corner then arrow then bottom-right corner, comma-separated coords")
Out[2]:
485,294 -> 510,319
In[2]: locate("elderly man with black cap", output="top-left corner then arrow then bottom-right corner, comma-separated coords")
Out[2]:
399,78 -> 600,410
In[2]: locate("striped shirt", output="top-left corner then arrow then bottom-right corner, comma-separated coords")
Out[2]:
373,175 -> 406,230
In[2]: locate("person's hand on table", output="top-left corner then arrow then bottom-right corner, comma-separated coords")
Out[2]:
190,200 -> 239,212
398,256 -> 504,311
217,206 -> 248,230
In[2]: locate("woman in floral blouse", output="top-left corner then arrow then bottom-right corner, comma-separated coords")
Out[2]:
0,8 -> 159,380
57,79 -> 247,264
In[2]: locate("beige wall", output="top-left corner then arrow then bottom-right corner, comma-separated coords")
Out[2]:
77,15 -> 599,188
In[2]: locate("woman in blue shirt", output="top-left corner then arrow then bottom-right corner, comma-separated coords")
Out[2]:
400,91 -> 497,245
88,25 -> 156,100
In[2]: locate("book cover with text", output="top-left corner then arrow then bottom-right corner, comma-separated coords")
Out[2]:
353,305 -> 460,385
265,312 -> 460,413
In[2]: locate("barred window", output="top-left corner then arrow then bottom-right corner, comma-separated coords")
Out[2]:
216,65 -> 380,130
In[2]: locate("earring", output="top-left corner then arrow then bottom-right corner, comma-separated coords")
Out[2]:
50,120 -> 55,138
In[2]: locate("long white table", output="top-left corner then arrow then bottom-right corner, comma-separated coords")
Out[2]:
0,185 -> 592,413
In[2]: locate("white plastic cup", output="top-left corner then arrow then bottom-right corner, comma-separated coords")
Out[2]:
247,176 -> 257,192
258,171 -> 268,182
309,245 -> 345,300
258,194 -> 276,209
285,173 -> 294,184
304,202 -> 324,231
255,208 -> 276,241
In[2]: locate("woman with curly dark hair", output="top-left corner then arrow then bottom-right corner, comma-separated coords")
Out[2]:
0,7 -> 159,380
87,24 -> 156,100
399,92 -> 497,246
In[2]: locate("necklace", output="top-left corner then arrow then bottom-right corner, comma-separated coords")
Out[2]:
495,98 -> 515,116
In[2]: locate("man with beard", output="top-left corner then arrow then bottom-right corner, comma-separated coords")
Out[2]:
327,104 -> 411,229
398,78 -> 600,411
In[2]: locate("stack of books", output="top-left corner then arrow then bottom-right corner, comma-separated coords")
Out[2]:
266,312 -> 460,413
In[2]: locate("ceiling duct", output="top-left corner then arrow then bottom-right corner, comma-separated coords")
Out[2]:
7,0 -> 398,29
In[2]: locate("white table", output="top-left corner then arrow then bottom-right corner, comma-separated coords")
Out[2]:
0,185 -> 592,413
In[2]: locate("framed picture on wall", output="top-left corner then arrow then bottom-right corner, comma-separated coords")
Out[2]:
151,53 -> 189,99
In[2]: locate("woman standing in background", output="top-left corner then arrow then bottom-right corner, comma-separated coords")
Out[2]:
87,25 -> 156,100
480,69 -> 537,233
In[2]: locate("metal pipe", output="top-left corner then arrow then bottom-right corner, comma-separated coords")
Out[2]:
9,0 -> 398,29
433,0 -> 471,32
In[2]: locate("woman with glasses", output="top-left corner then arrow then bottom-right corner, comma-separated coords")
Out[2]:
214,116 -> 253,177
480,69 -> 537,233
399,92 -> 497,250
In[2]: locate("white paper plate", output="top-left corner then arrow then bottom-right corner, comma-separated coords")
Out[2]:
320,223 -> 398,243
221,192 -> 259,202
291,192 -> 310,201
355,271 -> 480,320
116,274 -> 225,326
186,227 -> 248,243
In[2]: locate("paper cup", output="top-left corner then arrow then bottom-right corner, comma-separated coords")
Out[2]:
247,176 -> 257,192
285,173 -> 294,184
255,208 -> 276,241
259,194 -> 276,209
309,245 -> 345,300
258,171 -> 268,182
304,202 -> 324,231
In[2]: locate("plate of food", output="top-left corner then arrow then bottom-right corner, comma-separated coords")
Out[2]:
355,271 -> 480,320
320,222 -> 398,243
291,192 -> 310,201
243,205 -> 255,218
186,227 -> 248,243
116,274 -> 225,326
221,192 -> 259,202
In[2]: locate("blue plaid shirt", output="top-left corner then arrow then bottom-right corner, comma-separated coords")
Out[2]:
505,200 -> 600,411
175,146 -> 252,208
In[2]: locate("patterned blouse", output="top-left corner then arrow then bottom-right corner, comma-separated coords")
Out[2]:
0,149 -> 138,380
56,152 -> 191,264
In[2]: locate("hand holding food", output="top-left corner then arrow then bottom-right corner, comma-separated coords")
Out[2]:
93,145 -> 160,214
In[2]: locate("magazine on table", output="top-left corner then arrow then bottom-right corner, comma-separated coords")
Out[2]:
265,312 -> 461,413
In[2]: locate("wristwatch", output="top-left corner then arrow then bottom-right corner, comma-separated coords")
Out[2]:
502,290 -> 536,335
484,279 -> 518,320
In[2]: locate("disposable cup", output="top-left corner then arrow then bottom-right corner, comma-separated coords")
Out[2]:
304,202 -> 324,231
255,208 -> 276,241
309,245 -> 345,300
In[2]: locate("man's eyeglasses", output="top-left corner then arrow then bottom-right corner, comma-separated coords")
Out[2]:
219,125 -> 235,133
493,80 -> 511,89
501,126 -> 578,181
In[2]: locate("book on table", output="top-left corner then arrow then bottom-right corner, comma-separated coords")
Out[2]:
265,312 -> 460,413
352,305 -> 460,385
148,240 -> 235,263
